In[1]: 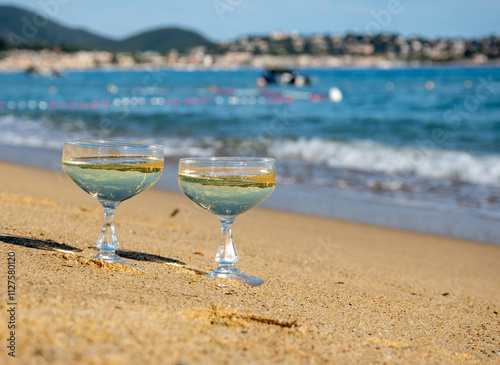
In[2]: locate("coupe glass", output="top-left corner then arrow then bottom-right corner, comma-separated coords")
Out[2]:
62,139 -> 164,266
178,157 -> 276,286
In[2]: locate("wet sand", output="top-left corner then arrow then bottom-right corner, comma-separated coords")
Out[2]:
0,161 -> 499,364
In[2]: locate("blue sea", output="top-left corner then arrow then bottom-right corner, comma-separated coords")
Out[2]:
1,66 -> 500,243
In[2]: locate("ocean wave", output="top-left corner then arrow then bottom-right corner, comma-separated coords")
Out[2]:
0,113 -> 222,155
268,138 -> 500,186
2,113 -> 500,187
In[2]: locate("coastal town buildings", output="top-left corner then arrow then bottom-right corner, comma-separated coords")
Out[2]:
0,32 -> 498,71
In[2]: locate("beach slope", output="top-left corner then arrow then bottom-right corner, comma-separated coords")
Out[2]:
0,161 -> 499,364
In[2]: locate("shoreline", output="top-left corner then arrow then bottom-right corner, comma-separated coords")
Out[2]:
1,62 -> 500,74
1,143 -> 499,245
0,160 -> 499,363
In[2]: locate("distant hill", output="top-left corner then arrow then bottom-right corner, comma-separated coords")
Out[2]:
0,5 -> 214,53
118,28 -> 213,53
0,6 -> 115,49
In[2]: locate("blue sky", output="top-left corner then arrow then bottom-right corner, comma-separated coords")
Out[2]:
1,0 -> 498,40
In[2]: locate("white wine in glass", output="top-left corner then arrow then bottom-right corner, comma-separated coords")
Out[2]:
178,157 -> 276,286
63,139 -> 164,266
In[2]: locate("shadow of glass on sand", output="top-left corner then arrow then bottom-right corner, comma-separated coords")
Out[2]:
0,235 -> 208,274
86,246 -> 186,265
86,247 -> 207,275
0,235 -> 82,252
116,249 -> 186,266
117,250 -> 210,275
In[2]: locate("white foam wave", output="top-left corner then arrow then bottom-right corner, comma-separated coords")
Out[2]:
2,114 -> 500,187
160,137 -> 219,157
0,114 -> 220,156
268,138 -> 500,186
0,114 -> 65,149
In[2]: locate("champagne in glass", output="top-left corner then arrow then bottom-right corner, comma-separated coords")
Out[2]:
178,157 -> 276,286
63,140 -> 164,266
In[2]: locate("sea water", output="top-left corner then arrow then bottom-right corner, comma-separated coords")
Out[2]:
1,66 -> 500,242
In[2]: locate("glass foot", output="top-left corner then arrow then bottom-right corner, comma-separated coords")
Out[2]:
206,266 -> 264,286
92,252 -> 144,270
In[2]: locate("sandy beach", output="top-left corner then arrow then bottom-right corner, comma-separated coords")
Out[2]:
0,160 -> 499,364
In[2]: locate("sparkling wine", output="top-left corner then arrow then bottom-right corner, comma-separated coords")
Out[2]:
63,156 -> 163,202
178,173 -> 276,216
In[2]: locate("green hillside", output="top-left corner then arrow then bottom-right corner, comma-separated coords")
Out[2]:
0,5 -> 115,49
0,5 -> 214,53
117,27 -> 213,53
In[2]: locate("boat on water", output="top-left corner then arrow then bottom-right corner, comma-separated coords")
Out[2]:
25,66 -> 64,78
257,68 -> 312,87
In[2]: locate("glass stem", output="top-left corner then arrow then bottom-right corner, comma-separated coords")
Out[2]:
215,217 -> 239,271
97,206 -> 119,256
